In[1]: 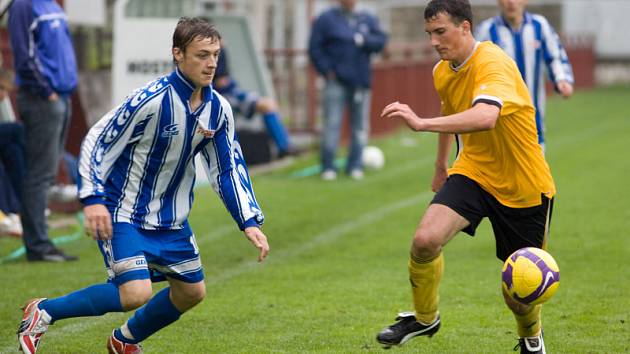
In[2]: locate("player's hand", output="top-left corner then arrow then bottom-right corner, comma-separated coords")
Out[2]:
557,81 -> 573,98
431,165 -> 448,192
243,226 -> 270,262
48,92 -> 59,101
381,101 -> 424,131
83,204 -> 113,240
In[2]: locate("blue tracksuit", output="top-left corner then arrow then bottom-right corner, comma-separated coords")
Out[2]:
8,0 -> 77,98
308,5 -> 387,88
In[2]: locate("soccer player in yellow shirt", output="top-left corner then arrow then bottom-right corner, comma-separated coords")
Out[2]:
376,1 -> 554,353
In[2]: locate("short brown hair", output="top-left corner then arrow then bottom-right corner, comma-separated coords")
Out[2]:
425,0 -> 474,30
172,17 -> 221,54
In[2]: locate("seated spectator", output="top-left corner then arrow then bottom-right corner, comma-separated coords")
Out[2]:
0,161 -> 23,237
213,46 -> 298,158
48,151 -> 79,203
0,70 -> 25,237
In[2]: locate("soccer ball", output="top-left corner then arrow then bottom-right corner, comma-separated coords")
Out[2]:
362,146 -> 385,170
502,247 -> 560,305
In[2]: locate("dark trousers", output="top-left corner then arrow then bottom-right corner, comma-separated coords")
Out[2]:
17,90 -> 71,257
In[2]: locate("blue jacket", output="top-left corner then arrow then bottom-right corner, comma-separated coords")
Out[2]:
308,6 -> 387,88
8,0 -> 78,99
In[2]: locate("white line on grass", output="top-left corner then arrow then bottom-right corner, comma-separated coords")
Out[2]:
204,191 -> 433,286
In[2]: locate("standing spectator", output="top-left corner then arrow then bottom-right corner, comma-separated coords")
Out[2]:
8,0 -> 78,261
476,0 -> 574,150
16,17 -> 269,354
308,0 -> 387,180
213,47 -> 296,158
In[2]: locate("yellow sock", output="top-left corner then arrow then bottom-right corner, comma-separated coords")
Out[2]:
514,304 -> 542,337
408,252 -> 443,324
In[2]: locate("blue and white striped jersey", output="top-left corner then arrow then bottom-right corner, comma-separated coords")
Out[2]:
476,12 -> 574,143
79,68 -> 264,231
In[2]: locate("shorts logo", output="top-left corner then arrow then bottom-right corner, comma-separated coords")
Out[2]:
162,123 -> 179,137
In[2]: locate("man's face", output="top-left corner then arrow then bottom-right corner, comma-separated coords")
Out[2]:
498,0 -> 527,23
173,36 -> 221,88
424,12 -> 469,61
338,0 -> 357,11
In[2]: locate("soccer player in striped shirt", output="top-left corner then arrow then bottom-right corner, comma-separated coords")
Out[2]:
476,0 -> 574,150
17,17 -> 269,354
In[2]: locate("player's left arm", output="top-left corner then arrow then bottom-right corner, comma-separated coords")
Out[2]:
432,132 -> 453,192
538,15 -> 574,98
199,99 -> 268,261
243,226 -> 270,262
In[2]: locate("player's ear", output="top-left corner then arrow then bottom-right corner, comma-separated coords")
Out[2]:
172,47 -> 183,64
461,20 -> 472,34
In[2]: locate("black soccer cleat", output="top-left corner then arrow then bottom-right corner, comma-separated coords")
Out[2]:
514,331 -> 546,354
376,312 -> 440,348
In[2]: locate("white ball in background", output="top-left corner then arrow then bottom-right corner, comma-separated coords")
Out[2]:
362,146 -> 385,170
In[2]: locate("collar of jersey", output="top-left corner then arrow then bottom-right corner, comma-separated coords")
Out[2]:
450,41 -> 480,72
169,67 -> 214,110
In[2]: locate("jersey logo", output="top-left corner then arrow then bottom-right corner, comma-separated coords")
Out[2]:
162,123 -> 179,137
196,126 -> 215,138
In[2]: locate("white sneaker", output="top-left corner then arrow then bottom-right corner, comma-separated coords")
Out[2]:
515,332 -> 546,354
48,184 -> 78,203
349,169 -> 364,180
321,170 -> 337,181
0,212 -> 22,238
17,298 -> 51,354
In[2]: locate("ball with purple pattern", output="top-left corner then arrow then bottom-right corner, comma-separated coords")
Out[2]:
501,247 -> 560,305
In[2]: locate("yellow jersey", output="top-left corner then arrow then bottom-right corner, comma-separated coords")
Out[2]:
433,41 -> 555,208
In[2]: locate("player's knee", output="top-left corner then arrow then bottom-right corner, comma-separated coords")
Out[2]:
411,228 -> 442,259
172,283 -> 206,311
257,98 -> 277,113
186,284 -> 206,306
119,281 -> 153,311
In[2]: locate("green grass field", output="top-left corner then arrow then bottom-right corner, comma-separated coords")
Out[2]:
1,86 -> 628,353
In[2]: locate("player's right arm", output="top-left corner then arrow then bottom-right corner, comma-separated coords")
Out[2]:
83,204 -> 113,240
78,79 -> 167,240
381,100 -> 500,134
307,14 -> 333,77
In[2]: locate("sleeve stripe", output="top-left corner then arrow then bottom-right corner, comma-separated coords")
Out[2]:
472,94 -> 503,108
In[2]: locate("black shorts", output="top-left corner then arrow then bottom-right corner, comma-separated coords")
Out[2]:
431,174 -> 554,261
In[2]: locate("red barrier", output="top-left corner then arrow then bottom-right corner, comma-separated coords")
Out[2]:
369,60 -> 441,137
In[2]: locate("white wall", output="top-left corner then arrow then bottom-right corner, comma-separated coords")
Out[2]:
563,0 -> 630,59
65,0 -> 106,26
